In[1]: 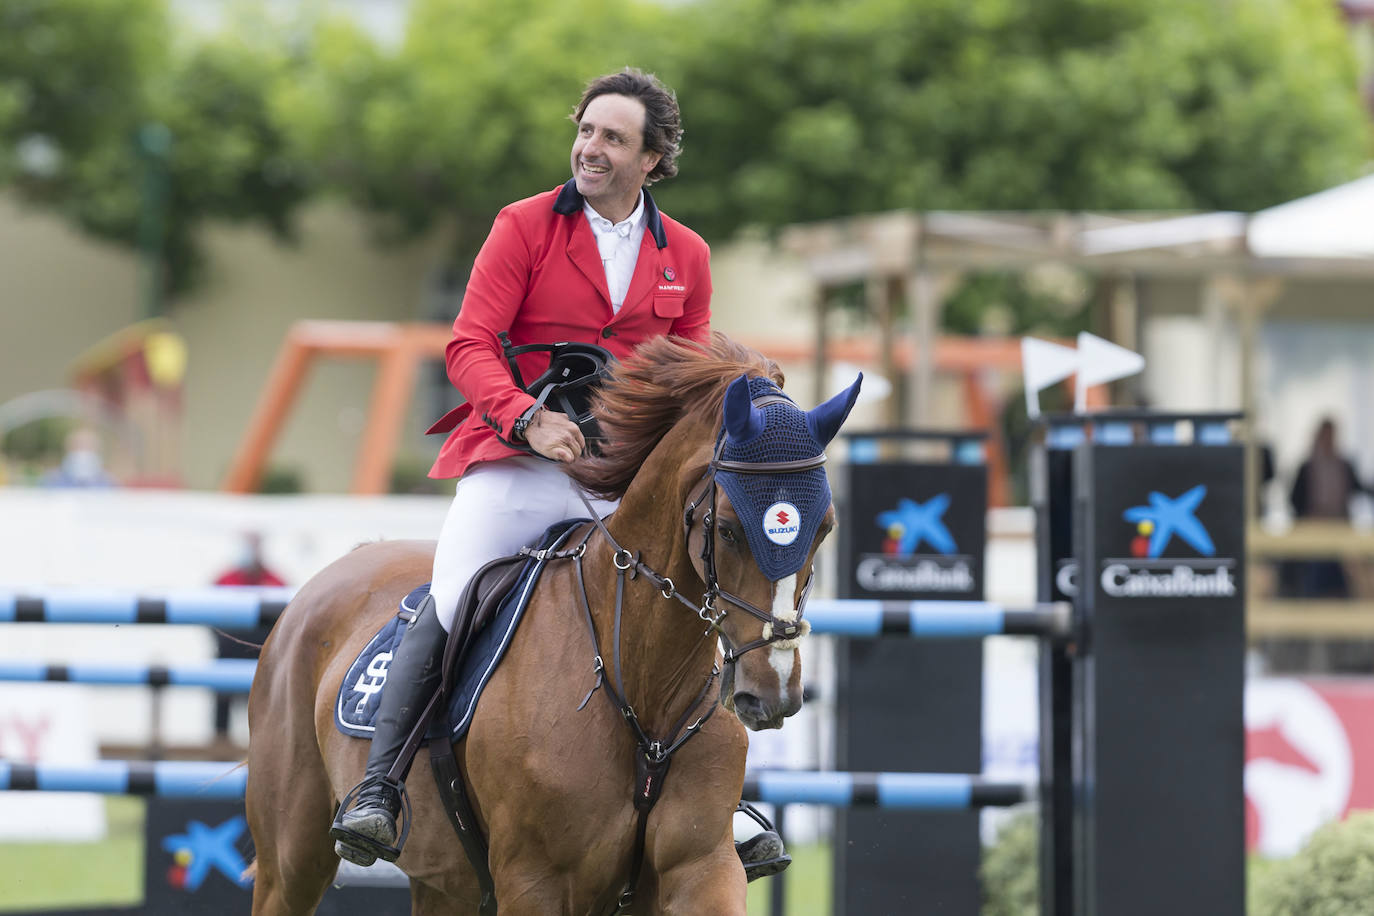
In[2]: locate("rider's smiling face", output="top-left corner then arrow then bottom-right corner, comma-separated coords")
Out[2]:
570,93 -> 661,224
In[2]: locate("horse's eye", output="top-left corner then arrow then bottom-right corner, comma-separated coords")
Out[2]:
719,525 -> 737,544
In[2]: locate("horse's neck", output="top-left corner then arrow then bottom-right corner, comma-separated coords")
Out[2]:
591,461 -> 716,737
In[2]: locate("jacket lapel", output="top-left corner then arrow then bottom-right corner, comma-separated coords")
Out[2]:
566,219 -> 612,308
554,181 -> 668,319
618,189 -> 669,319
618,234 -> 660,318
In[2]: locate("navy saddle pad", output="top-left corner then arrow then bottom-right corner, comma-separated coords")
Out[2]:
334,519 -> 588,741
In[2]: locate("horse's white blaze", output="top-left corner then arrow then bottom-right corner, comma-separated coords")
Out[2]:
769,574 -> 798,685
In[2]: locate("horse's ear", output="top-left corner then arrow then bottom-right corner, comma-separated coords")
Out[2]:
808,373 -> 863,445
723,374 -> 766,443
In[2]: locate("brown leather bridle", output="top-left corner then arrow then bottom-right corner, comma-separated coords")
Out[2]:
681,394 -> 824,663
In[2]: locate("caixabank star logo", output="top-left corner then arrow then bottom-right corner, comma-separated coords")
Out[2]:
161,815 -> 253,892
1102,484 -> 1237,598
856,494 -> 975,593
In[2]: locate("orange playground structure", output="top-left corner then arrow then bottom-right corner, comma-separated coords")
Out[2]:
222,320 -> 1087,503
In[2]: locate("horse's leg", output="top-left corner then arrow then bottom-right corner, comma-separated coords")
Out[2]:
652,843 -> 748,916
246,744 -> 340,915
640,713 -> 752,916
246,628 -> 343,914
410,878 -> 464,915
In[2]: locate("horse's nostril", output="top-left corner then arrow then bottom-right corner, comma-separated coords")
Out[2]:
734,692 -> 765,719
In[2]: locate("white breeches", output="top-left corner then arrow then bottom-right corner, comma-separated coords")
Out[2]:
429,456 -> 619,632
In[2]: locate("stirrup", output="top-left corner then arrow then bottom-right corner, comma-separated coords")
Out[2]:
736,799 -> 778,833
738,832 -> 791,882
736,801 -> 791,881
329,777 -> 413,865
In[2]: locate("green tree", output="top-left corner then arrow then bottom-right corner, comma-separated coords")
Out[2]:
655,0 -> 1371,239
144,32 -> 314,292
5,0 -> 1369,304
274,0 -> 665,255
1,0 -> 313,297
0,0 -> 165,194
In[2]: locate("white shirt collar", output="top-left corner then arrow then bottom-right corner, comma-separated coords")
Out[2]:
583,192 -> 645,239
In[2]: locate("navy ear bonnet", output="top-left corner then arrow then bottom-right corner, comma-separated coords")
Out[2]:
715,374 -> 862,580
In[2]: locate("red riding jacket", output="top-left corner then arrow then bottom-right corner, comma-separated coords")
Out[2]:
427,180 -> 712,480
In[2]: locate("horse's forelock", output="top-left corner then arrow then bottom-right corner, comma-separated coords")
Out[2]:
567,333 -> 782,500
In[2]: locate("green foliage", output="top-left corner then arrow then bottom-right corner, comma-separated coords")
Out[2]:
257,463 -> 304,494
142,33 -> 314,290
980,809 -> 1039,916
1,0 -> 1369,304
1252,812 -> 1374,916
0,0 -> 165,190
275,0 -> 665,253
389,455 -> 446,495
0,0 -> 311,295
944,268 -> 1092,338
1,416 -> 73,463
656,0 -> 1371,238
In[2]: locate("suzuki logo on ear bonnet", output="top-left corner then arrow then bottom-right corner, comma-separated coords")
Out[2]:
716,373 -> 862,580
764,501 -> 801,545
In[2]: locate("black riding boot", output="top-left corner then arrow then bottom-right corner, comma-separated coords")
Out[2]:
330,594 -> 446,866
735,800 -> 792,881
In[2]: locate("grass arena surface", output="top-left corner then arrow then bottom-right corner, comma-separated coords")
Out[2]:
0,797 -> 143,910
0,797 -> 830,914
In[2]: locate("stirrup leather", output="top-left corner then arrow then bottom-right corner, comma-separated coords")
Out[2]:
329,776 -> 414,864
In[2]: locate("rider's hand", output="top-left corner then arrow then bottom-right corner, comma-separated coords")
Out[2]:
521,409 -> 585,463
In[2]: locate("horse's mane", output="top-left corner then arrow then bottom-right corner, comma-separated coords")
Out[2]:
567,332 -> 783,500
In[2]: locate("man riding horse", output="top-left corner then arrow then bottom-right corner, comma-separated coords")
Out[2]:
329,67 -> 788,880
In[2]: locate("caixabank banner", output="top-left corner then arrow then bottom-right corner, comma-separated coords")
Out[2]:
1077,442 -> 1245,916
841,461 -> 986,600
835,456 -> 987,916
38,798 -> 411,915
1087,446 -> 1244,603
142,800 -> 409,915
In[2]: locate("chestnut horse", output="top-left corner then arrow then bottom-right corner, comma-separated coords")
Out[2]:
245,333 -> 859,914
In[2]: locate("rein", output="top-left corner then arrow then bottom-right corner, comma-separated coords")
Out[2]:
526,392 -> 826,913
531,511 -> 721,914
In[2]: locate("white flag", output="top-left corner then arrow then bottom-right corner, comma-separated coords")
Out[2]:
1074,332 -> 1145,411
1021,337 -> 1081,418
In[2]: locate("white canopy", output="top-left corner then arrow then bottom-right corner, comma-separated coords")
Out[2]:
1247,174 -> 1374,259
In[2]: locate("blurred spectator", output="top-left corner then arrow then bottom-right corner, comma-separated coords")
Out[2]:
211,532 -> 284,744
1274,417 -> 1373,674
1287,417 -> 1368,598
1257,441 -> 1276,519
213,532 -> 285,588
41,427 -> 115,488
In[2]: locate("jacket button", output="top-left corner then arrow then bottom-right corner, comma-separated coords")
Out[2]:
601,327 -> 614,339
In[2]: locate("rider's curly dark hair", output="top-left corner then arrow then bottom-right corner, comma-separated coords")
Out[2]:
571,68 -> 683,186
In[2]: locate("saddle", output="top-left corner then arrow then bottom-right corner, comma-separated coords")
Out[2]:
336,520 -> 589,738
340,519 -> 588,911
